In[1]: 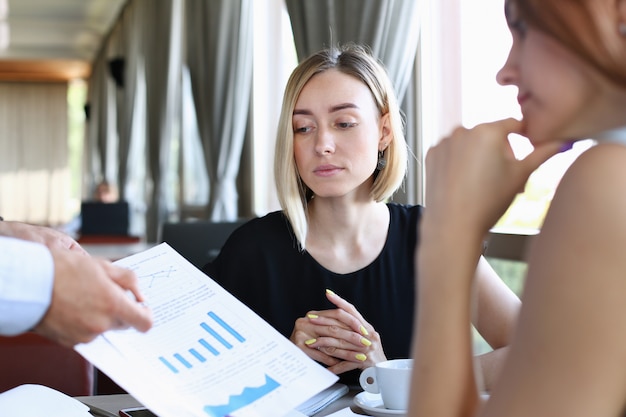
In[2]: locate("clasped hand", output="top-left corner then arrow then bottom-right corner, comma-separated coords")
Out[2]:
289,289 -> 386,375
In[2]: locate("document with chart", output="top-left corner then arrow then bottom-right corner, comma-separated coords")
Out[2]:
75,243 -> 338,417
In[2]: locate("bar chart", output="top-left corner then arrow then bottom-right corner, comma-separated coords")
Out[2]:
158,310 -> 246,374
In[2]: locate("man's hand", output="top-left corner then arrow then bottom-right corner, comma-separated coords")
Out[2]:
34,247 -> 153,347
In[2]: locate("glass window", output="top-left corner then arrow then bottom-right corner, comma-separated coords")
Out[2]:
251,0 -> 297,215
67,79 -> 88,219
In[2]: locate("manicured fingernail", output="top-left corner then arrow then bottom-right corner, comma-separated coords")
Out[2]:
559,141 -> 574,153
326,289 -> 335,296
307,314 -> 319,319
305,339 -> 316,345
355,353 -> 367,361
360,325 -> 369,336
360,337 -> 371,347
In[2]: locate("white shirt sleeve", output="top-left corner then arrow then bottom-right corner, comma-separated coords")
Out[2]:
0,236 -> 54,336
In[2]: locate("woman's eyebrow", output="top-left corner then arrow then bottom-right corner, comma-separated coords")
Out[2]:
293,108 -> 312,116
329,103 -> 358,113
292,103 -> 359,116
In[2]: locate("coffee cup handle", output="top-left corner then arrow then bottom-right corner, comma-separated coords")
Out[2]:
359,367 -> 379,394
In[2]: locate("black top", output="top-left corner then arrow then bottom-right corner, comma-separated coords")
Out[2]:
203,202 -> 422,385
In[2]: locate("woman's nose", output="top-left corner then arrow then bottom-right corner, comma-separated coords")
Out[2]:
496,48 -> 517,86
314,128 -> 335,155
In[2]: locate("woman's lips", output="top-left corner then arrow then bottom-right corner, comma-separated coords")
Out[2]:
313,164 -> 342,177
517,92 -> 530,106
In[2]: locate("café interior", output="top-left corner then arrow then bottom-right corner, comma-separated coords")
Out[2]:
0,0 -> 537,411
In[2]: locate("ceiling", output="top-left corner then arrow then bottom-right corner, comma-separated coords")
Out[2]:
0,0 -> 127,81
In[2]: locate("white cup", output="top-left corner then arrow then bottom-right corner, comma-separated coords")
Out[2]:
359,358 -> 413,410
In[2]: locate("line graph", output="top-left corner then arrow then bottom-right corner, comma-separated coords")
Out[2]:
140,265 -> 177,288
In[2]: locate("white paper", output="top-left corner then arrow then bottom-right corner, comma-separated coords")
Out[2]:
295,382 -> 348,415
0,384 -> 92,417
76,243 -> 338,417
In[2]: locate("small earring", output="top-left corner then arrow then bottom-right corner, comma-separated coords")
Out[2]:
376,150 -> 387,170
619,22 -> 626,37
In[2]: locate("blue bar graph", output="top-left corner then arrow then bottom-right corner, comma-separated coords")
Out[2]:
201,322 -> 232,349
199,339 -> 220,356
189,348 -> 206,363
174,353 -> 192,369
159,310 -> 247,373
208,311 -> 246,343
159,357 -> 179,374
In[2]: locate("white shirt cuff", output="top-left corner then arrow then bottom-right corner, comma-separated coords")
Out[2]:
0,236 -> 54,335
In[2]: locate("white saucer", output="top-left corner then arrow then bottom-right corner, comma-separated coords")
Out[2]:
353,392 -> 406,417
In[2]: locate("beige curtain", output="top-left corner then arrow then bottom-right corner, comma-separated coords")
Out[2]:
0,82 -> 69,225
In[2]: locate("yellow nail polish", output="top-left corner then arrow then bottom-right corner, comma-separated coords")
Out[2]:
360,337 -> 372,347
307,314 -> 319,319
360,325 -> 369,336
355,353 -> 367,361
326,288 -> 335,295
305,339 -> 316,345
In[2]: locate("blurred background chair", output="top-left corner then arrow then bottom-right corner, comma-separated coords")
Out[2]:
0,332 -> 94,396
161,220 -> 247,268
77,201 -> 137,244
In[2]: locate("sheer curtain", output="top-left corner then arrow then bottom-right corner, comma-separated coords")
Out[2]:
86,48 -> 118,192
185,0 -> 253,221
0,82 -> 70,224
286,0 -> 419,97
103,0 -> 149,237
113,2 -> 143,203
285,0 -> 421,203
142,0 -> 183,241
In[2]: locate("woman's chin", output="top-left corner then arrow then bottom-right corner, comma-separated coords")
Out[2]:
523,123 -> 575,147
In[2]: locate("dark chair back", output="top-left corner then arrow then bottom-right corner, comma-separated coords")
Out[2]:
80,201 -> 130,236
161,220 -> 247,268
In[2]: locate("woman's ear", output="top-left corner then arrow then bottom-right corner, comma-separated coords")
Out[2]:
379,113 -> 392,151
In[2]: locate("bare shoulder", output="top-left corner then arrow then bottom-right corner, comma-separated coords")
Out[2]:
548,144 -> 626,227
557,142 -> 626,202
521,142 -> 626,310
489,143 -> 626,416
527,141 -> 626,293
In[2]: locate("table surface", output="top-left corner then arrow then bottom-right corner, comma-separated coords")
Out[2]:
76,389 -> 370,417
82,242 -> 156,261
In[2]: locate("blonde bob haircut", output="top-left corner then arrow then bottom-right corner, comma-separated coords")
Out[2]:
274,43 -> 408,251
